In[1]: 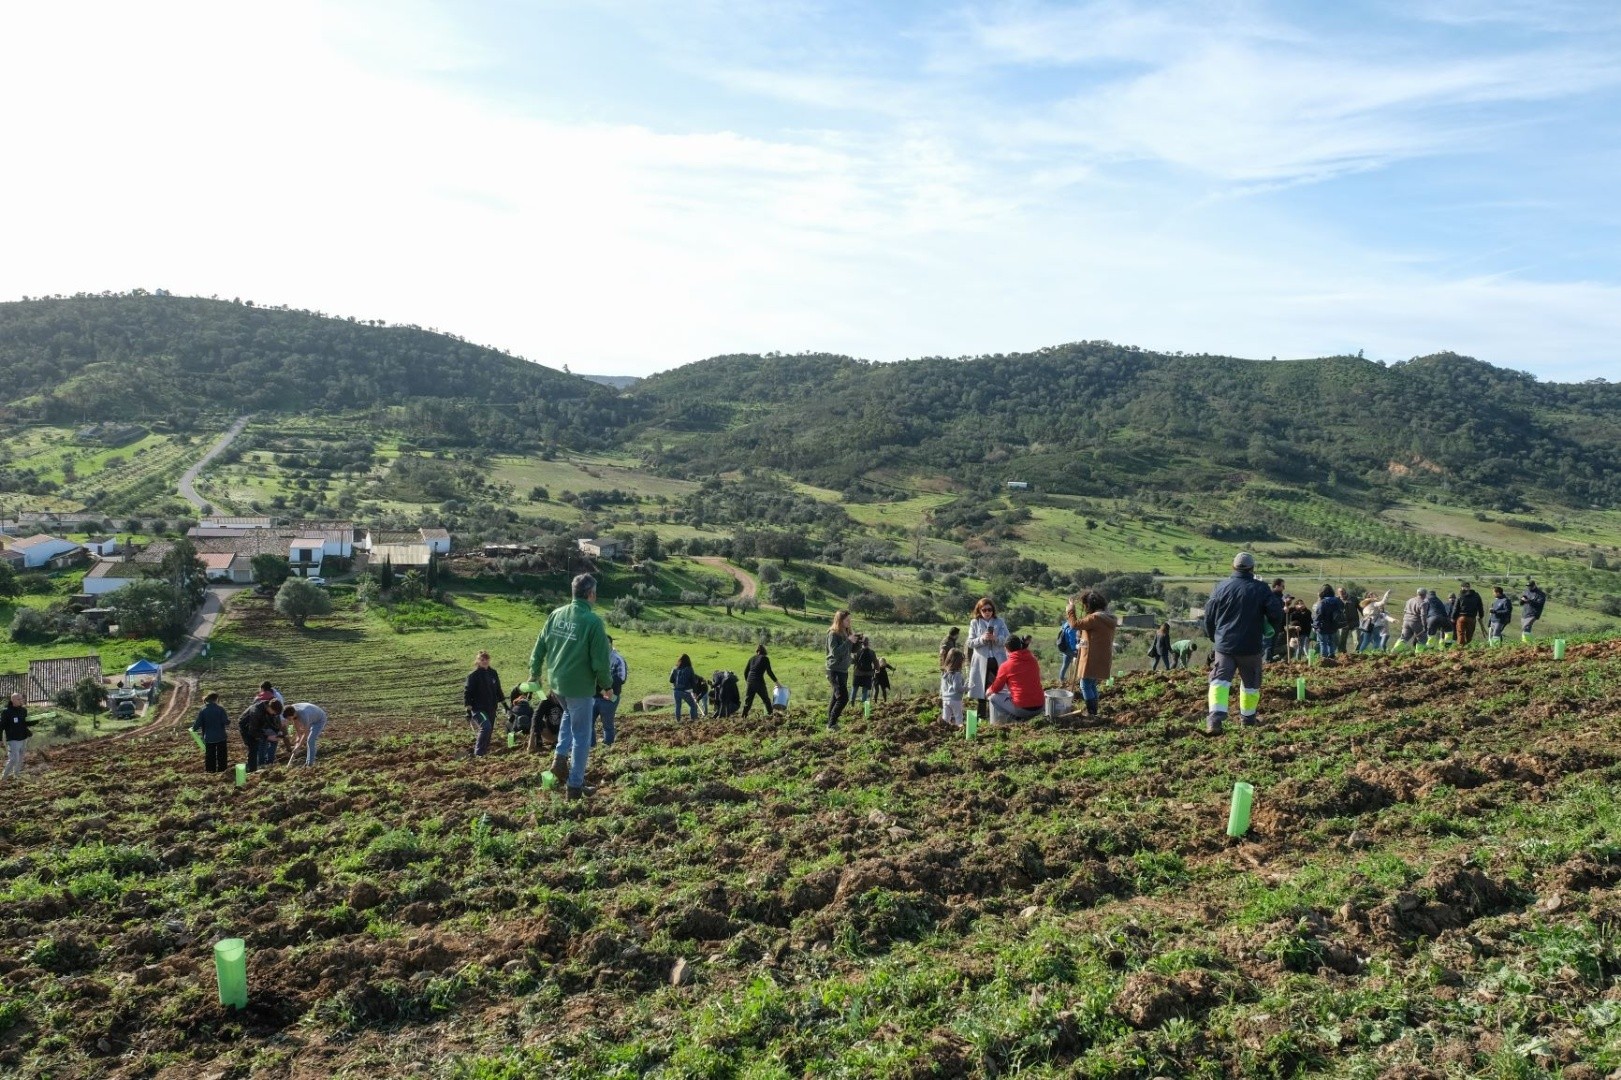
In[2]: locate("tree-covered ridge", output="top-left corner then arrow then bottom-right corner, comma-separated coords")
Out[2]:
0,293 -> 639,448
632,345 -> 1621,506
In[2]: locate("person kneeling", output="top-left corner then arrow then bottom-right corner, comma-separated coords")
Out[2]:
986,636 -> 1044,724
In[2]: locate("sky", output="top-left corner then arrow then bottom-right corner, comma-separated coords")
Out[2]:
2,0 -> 1620,380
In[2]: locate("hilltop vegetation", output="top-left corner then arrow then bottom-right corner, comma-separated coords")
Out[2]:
0,293 -> 633,450
631,348 -> 1621,509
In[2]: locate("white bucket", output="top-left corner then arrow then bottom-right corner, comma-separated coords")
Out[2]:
1044,689 -> 1074,718
772,686 -> 790,708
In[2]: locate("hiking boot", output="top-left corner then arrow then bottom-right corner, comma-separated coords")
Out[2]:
550,755 -> 568,782
564,785 -> 596,801
1240,715 -> 1259,728
1204,715 -> 1224,736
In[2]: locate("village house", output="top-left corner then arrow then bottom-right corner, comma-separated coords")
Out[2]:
81,535 -> 122,557
81,561 -> 144,596
577,537 -> 621,560
7,534 -> 87,569
369,542 -> 433,571
200,552 -> 254,584
288,538 -> 325,578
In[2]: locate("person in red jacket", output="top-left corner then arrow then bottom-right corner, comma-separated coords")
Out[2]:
986,635 -> 1045,724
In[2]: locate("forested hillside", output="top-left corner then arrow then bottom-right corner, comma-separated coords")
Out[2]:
633,346 -> 1621,507
0,293 -> 637,449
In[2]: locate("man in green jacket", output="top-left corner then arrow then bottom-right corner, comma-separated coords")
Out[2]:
530,573 -> 612,799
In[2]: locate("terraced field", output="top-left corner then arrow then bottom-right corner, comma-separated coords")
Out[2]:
4,603 -> 1621,1077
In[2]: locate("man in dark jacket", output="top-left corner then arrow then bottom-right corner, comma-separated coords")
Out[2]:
1203,552 -> 1285,735
463,650 -> 504,757
1488,586 -> 1512,643
1453,583 -> 1486,646
1423,590 -> 1450,644
742,645 -> 779,717
237,699 -> 275,773
1520,580 -> 1547,641
1311,585 -> 1344,658
191,692 -> 231,773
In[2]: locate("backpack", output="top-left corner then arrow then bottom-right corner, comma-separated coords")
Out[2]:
1056,623 -> 1076,656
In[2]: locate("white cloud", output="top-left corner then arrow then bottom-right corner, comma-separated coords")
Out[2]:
0,0 -> 1617,380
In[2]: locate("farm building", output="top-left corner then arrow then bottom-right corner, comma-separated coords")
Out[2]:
7,534 -> 86,569
27,655 -> 102,704
199,516 -> 274,530
82,561 -> 143,596
577,538 -> 622,560
369,543 -> 433,570
420,528 -> 452,554
1005,481 -> 1029,491
0,549 -> 25,570
82,536 -> 122,557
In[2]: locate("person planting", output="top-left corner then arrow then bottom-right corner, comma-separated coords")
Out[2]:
985,635 -> 1044,724
282,702 -> 329,766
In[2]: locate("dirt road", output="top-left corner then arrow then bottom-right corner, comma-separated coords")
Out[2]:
178,414 -> 250,510
694,556 -> 757,602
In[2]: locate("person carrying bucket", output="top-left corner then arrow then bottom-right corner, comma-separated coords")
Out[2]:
1066,590 -> 1118,717
463,650 -> 504,758
191,692 -> 230,773
1203,552 -> 1284,736
530,574 -> 612,800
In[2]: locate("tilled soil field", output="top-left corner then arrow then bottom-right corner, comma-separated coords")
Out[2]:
5,615 -> 1621,1077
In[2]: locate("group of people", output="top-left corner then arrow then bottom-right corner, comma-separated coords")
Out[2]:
192,682 -> 330,773
668,644 -> 793,721
1259,577 -> 1548,659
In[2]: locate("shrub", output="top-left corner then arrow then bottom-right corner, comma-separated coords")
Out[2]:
9,607 -> 51,643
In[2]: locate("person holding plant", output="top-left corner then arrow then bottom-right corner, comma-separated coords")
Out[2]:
825,608 -> 854,730
191,692 -> 230,773
966,598 -> 1009,722
1,693 -> 32,781
463,650 -> 504,758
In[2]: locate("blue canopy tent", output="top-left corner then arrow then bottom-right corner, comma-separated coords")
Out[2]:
125,659 -> 162,687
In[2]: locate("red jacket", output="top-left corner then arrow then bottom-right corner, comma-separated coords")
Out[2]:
988,649 -> 1044,709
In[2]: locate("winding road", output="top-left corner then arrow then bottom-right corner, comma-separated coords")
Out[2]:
178,414 -> 250,511
695,556 -> 758,602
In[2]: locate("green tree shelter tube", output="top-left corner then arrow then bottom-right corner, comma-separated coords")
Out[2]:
234,763 -> 246,787
1227,782 -> 1254,838
1296,677 -> 1306,701
1554,639 -> 1567,660
191,730 -> 205,750
214,938 -> 247,1009
965,708 -> 978,739
507,731 -> 517,749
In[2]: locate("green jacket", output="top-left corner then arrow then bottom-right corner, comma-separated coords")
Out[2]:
529,599 -> 611,699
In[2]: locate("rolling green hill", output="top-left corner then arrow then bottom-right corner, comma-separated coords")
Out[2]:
631,346 -> 1621,509
0,293 -> 637,449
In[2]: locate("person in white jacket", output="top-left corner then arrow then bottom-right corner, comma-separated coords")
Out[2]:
966,597 -> 1009,720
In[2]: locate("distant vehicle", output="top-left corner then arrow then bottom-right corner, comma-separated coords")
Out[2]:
253,583 -> 277,597
308,576 -> 327,587
112,699 -> 136,720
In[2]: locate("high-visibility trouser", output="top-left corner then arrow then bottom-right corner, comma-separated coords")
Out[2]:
1208,652 -> 1263,718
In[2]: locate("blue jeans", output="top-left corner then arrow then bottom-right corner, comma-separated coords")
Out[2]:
1058,654 -> 1075,682
558,696 -> 596,790
1316,631 -> 1336,658
673,689 -> 698,721
471,711 -> 493,757
591,695 -> 619,747
1080,677 -> 1099,707
261,739 -> 279,767
303,717 -> 326,765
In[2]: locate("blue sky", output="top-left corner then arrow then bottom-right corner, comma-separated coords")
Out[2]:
3,0 -> 1619,378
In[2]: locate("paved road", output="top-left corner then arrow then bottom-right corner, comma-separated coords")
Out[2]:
167,585 -> 243,668
695,556 -> 757,602
178,414 -> 250,511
